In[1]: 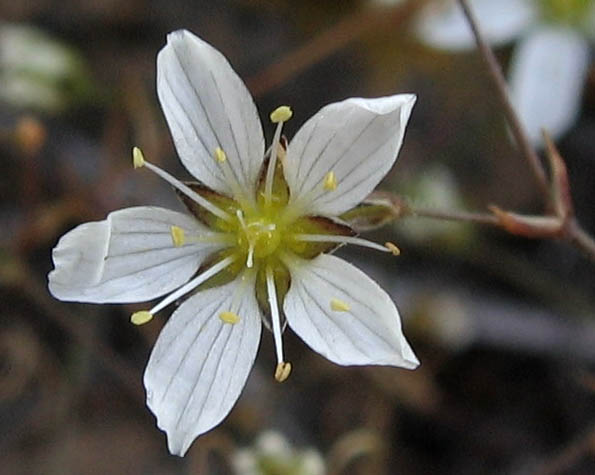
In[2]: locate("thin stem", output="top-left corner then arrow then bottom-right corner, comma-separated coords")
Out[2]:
565,220 -> 595,263
409,206 -> 500,226
457,0 -> 550,202
533,423 -> 595,475
246,0 -> 426,97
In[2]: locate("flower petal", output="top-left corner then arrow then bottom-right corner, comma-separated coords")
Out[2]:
415,0 -> 536,51
284,94 -> 416,217
144,276 -> 262,456
509,27 -> 589,146
48,206 -> 218,303
157,30 -> 265,202
283,254 -> 418,368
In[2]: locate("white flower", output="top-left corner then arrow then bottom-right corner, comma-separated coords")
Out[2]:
232,430 -> 326,475
410,0 -> 594,145
48,30 -> 418,456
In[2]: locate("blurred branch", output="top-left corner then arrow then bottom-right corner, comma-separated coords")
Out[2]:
457,0 -> 549,201
247,0 -> 427,98
420,0 -> 595,263
409,207 -> 498,226
565,220 -> 595,263
534,423 -> 595,475
0,257 -> 144,402
327,429 -> 385,475
395,136 -> 595,262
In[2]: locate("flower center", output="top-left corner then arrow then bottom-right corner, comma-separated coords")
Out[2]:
239,216 -> 281,259
235,209 -> 284,268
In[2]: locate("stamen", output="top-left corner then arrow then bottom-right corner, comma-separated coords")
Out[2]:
246,243 -> 255,268
130,310 -> 153,325
149,255 -> 236,315
270,106 -> 293,123
132,147 -> 145,169
323,171 -> 337,191
330,298 -> 351,312
264,106 -> 292,207
291,234 -> 390,253
274,362 -> 292,382
219,311 -> 240,324
266,265 -> 289,377
385,242 -> 401,256
237,210 -> 256,268
135,150 -> 232,223
236,209 -> 247,229
170,226 -> 186,247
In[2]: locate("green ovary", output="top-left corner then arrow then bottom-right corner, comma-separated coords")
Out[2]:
237,215 -> 284,260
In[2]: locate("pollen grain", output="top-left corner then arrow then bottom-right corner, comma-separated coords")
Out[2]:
274,361 -> 292,382
270,105 -> 293,123
132,147 -> 145,169
170,226 -> 186,247
219,311 -> 240,324
131,310 -> 153,325
385,242 -> 401,256
330,298 -> 350,312
323,171 -> 337,191
214,146 -> 227,163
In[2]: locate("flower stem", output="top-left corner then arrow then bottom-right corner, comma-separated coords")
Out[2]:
457,0 -> 550,203
408,206 -> 499,226
565,220 -> 595,263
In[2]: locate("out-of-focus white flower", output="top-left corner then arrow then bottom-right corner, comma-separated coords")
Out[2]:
409,0 -> 595,145
48,30 -> 419,455
232,431 -> 326,475
0,24 -> 95,111
508,25 -> 589,145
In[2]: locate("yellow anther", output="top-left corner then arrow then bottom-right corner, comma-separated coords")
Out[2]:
214,146 -> 227,163
131,310 -> 153,325
330,298 -> 351,312
323,171 -> 337,191
132,146 -> 145,169
385,242 -> 401,256
270,105 -> 293,123
170,226 -> 186,247
219,311 -> 240,324
274,361 -> 292,382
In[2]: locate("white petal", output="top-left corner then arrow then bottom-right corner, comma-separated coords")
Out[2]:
284,94 -> 416,217
48,206 -> 218,303
283,254 -> 418,368
144,276 -> 262,456
509,27 -> 590,146
415,0 -> 536,51
157,30 -> 265,201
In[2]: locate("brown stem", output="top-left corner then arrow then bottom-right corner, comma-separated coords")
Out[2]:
1,258 -> 145,402
533,423 -> 595,475
246,0 -> 426,98
457,0 -> 550,201
565,220 -> 595,263
409,206 -> 499,226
